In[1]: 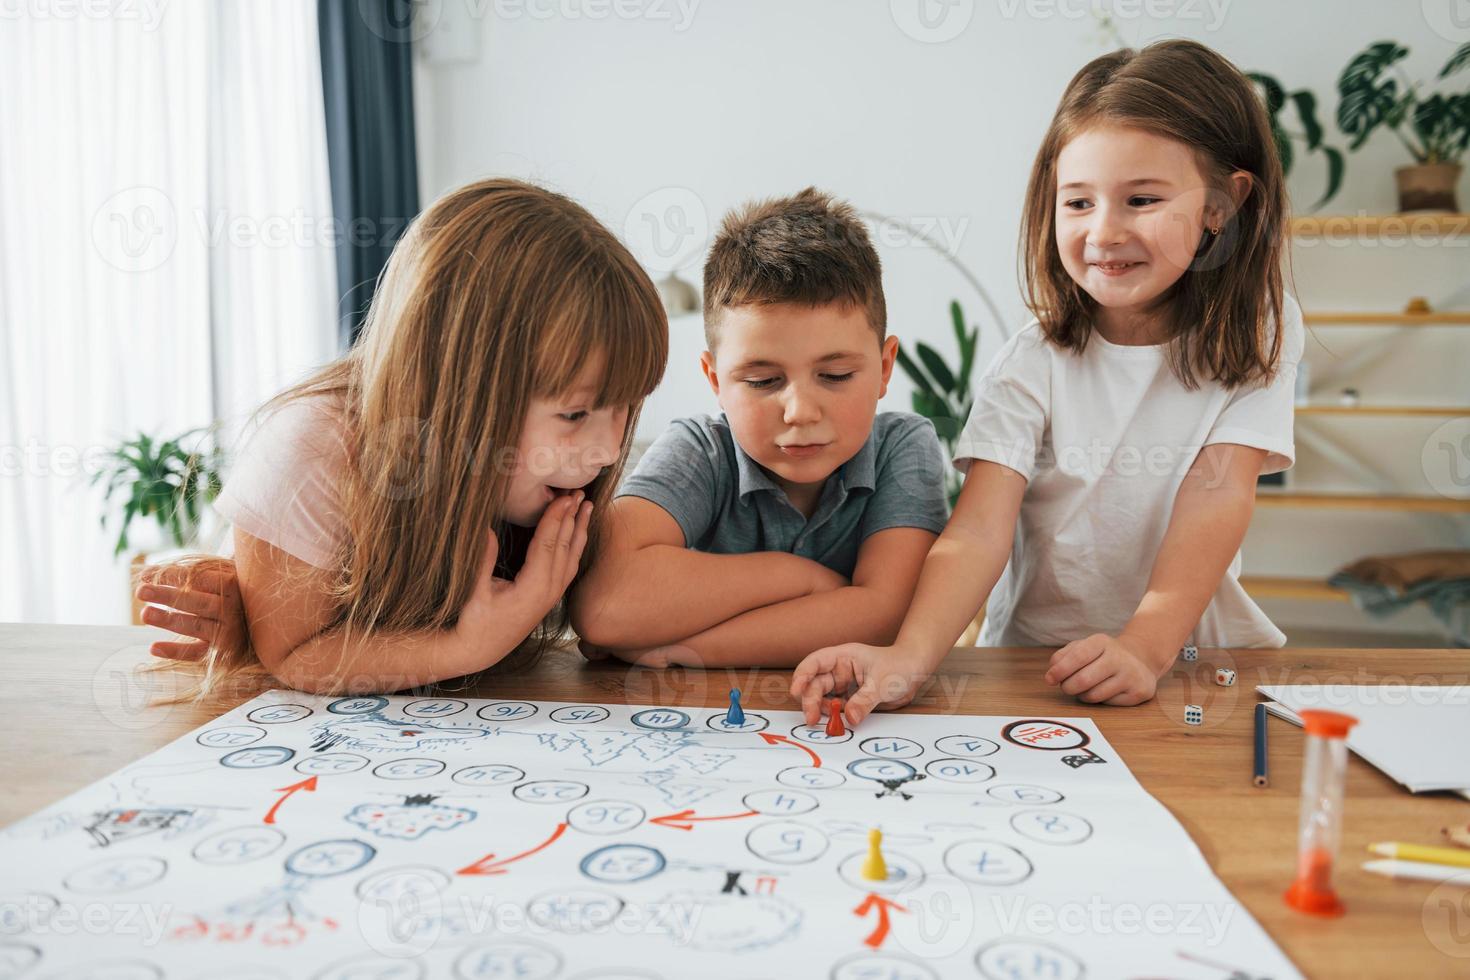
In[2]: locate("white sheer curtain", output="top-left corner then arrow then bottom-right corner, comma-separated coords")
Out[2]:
0,2 -> 338,623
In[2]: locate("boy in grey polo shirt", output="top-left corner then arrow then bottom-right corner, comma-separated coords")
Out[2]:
570,188 -> 949,668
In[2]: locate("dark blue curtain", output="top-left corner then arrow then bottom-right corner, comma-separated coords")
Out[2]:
318,0 -> 421,348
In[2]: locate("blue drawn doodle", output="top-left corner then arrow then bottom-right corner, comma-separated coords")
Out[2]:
307,713 -> 489,754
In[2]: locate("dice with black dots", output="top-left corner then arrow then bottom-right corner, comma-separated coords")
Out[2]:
1215,667 -> 1237,687
1184,704 -> 1203,725
1180,644 -> 1198,662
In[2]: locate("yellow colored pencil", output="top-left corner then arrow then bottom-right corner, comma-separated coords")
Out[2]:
1368,841 -> 1470,869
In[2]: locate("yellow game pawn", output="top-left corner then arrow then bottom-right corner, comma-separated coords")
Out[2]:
861,828 -> 887,881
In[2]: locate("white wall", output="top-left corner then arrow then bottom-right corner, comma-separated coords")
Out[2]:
412,0 -> 1470,640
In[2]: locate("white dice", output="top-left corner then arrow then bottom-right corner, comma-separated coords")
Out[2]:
1215,667 -> 1236,687
1180,644 -> 1198,662
1184,704 -> 1203,726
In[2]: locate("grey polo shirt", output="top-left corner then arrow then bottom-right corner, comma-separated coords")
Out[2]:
617,412 -> 949,578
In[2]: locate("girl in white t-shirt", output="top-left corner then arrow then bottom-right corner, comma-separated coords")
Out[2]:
795,39 -> 1303,724
140,178 -> 667,696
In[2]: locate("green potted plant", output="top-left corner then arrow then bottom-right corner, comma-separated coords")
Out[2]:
1248,71 -> 1345,210
896,300 -> 978,511
1336,40 -> 1470,212
91,428 -> 224,557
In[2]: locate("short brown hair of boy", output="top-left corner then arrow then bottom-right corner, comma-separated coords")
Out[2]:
1019,39 -> 1288,389
702,187 -> 887,351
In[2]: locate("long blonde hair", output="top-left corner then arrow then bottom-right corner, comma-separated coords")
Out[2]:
160,178 -> 668,700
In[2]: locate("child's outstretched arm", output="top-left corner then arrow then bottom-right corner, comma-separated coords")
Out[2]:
243,492 -> 592,695
1044,443 -> 1266,704
791,461 -> 1026,725
588,525 -> 937,669
569,497 -> 848,649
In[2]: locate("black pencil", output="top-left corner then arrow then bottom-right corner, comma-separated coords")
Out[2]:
1253,701 -> 1269,788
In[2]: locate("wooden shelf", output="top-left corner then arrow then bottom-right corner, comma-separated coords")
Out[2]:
1289,214 -> 1470,238
1296,404 -> 1470,417
1256,491 -> 1470,513
1303,311 -> 1470,326
1241,575 -> 1351,602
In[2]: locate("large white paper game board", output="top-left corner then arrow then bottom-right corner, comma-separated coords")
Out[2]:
0,692 -> 1300,979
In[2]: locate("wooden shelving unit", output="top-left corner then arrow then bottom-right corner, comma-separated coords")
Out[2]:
1255,491 -> 1470,514
1302,311 -> 1470,326
1289,213 -> 1470,238
1295,404 -> 1470,417
1240,575 -> 1351,603
1245,214 -> 1470,612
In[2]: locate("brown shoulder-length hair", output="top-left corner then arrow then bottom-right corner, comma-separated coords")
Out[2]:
1019,39 -> 1288,388
158,178 -> 668,700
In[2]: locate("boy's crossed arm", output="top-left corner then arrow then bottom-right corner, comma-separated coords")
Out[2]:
570,496 -> 935,668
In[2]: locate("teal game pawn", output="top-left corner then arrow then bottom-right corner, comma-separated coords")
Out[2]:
726,688 -> 745,726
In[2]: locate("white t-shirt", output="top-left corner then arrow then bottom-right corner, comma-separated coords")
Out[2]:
214,395 -> 351,570
953,295 -> 1303,649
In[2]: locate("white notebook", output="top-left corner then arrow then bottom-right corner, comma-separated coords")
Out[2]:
1257,684 -> 1470,795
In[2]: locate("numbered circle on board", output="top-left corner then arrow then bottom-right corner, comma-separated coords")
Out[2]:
704,711 -> 769,733
566,800 -> 646,835
452,941 -> 562,980
986,784 -> 1063,806
630,708 -> 690,730
372,758 -> 446,780
847,758 -> 918,784
284,839 -> 376,878
219,745 -> 295,769
745,820 -> 829,865
295,752 -> 370,776
403,698 -> 468,718
924,758 -> 996,784
191,826 -> 286,866
35,962 -> 163,980
63,856 -> 167,895
476,701 -> 538,724
578,843 -> 666,884
526,888 -> 626,935
934,734 -> 1000,758
196,725 -> 266,749
943,840 -> 1034,886
513,780 -> 590,805
742,788 -> 819,817
550,705 -> 611,725
975,939 -> 1084,980
452,764 -> 526,788
247,703 -> 313,725
859,736 -> 924,759
830,953 -> 939,980
1009,810 -> 1092,845
836,849 -> 924,895
789,723 -> 853,745
776,766 -> 846,790
327,696 -> 388,715
316,954 -> 423,980
354,865 -> 451,905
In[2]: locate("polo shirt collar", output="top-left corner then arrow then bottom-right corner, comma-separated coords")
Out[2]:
728,415 -> 880,500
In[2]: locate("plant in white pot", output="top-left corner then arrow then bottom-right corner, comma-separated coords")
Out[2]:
1336,40 -> 1470,212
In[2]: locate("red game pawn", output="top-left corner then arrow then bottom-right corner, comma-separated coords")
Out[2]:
825,697 -> 845,737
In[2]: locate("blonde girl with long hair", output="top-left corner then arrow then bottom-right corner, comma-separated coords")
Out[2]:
140,178 -> 667,697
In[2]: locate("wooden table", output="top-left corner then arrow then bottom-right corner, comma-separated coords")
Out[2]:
3,623 -> 1467,976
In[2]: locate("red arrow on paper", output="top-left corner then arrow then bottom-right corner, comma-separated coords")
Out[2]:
649,808 -> 760,831
853,893 -> 906,949
758,732 -> 822,768
456,822 -> 569,876
262,776 -> 317,825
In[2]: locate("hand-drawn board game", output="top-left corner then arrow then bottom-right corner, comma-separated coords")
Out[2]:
0,692 -> 1301,979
